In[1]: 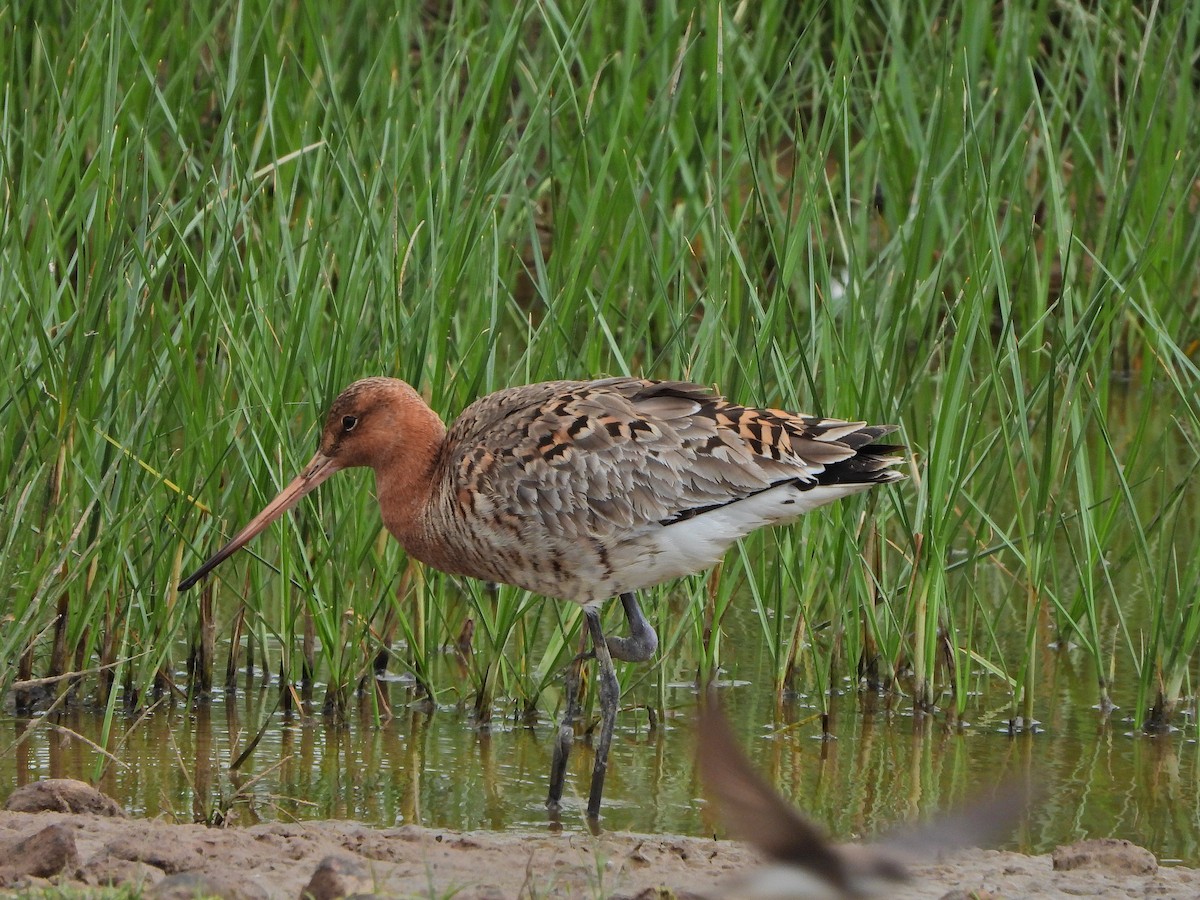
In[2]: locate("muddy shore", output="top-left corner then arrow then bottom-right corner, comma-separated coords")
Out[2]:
1,781 -> 1197,898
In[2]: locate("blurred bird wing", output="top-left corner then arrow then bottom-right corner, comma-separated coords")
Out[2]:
869,777 -> 1034,862
697,699 -> 852,890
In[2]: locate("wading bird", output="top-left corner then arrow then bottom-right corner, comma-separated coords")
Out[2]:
179,377 -> 904,820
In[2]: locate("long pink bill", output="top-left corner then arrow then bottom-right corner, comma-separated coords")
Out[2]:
178,452 -> 341,592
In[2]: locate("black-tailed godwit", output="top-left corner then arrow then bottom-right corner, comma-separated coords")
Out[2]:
179,377 -> 905,819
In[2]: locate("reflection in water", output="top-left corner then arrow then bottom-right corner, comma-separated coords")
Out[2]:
3,654 -> 1199,865
194,701 -> 213,822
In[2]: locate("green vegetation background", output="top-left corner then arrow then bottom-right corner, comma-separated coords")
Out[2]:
3,1 -> 1199,739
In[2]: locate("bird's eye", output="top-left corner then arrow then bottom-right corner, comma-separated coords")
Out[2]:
342,415 -> 358,432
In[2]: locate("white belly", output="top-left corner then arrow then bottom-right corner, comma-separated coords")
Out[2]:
599,481 -> 875,599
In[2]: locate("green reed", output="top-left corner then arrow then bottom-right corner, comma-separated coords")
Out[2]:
1,0 -> 1198,753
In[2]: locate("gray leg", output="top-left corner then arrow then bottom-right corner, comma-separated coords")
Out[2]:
585,606 -> 620,820
546,632 -> 587,812
605,592 -> 658,663
546,594 -> 654,819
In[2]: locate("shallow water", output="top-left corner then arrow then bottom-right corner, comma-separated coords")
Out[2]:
4,599 -> 1199,865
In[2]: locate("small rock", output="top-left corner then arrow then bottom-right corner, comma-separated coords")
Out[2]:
300,855 -> 373,900
105,834 -> 204,874
0,870 -> 45,890
457,890 -> 506,900
151,871 -> 268,900
5,779 -> 125,816
78,854 -> 163,889
1051,838 -> 1158,875
0,823 -> 78,878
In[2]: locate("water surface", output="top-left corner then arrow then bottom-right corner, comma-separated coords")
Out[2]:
5,601 -> 1198,865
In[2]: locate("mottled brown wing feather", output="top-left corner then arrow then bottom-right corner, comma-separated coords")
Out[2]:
443,379 -> 894,539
